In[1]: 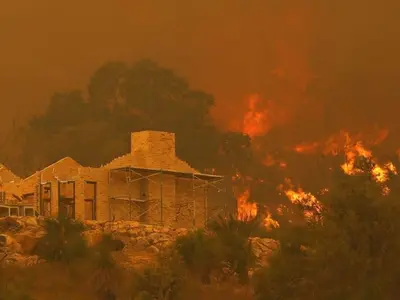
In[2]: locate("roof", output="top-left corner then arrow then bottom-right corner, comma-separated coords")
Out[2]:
0,164 -> 21,183
104,150 -> 223,180
24,157 -> 82,181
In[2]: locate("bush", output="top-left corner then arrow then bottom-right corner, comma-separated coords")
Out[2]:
175,215 -> 262,285
253,171 -> 400,300
130,250 -> 187,300
175,229 -> 222,284
208,215 -> 261,284
34,216 -> 88,263
89,233 -> 124,300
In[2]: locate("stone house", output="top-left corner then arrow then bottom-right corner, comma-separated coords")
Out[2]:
0,131 -> 225,228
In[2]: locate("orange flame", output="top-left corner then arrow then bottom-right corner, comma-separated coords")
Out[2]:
237,189 -> 258,220
242,94 -> 270,138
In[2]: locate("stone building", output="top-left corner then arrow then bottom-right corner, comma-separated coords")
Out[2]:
0,131 -> 225,228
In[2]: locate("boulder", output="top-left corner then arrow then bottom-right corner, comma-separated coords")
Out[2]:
146,233 -> 172,245
24,217 -> 38,227
0,234 -> 21,253
13,231 -> 42,255
147,245 -> 160,254
83,229 -> 104,247
0,217 -> 23,232
250,237 -> 279,266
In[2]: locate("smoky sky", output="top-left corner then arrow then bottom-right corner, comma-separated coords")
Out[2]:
1,0 -> 400,147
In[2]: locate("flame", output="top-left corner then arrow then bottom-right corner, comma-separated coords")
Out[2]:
242,94 -> 270,138
279,178 -> 322,216
294,142 -> 319,154
292,130 -> 397,194
237,189 -> 258,220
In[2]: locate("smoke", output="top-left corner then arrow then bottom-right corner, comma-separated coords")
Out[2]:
1,0 -> 400,148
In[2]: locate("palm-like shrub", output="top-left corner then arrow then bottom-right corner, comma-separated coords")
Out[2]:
208,214 -> 263,284
130,250 -> 187,300
34,216 -> 87,263
175,229 -> 222,284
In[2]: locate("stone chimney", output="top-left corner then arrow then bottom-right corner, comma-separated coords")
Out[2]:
131,131 -> 176,158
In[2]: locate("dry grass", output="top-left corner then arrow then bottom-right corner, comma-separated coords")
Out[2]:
0,261 -> 254,300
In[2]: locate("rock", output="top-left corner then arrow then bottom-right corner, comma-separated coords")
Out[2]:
250,238 -> 278,266
143,225 -> 154,233
13,231 -> 41,255
83,229 -> 104,247
160,227 -> 170,233
147,245 -> 160,254
135,237 -> 150,250
4,253 -> 41,267
128,228 -> 141,237
0,234 -> 21,253
175,228 -> 188,236
83,220 -> 99,230
24,217 -> 38,227
0,217 -> 23,232
36,217 -> 48,227
147,233 -> 171,245
0,234 -> 11,247
125,221 -> 140,229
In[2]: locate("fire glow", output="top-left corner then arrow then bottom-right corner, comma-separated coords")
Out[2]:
233,94 -> 398,226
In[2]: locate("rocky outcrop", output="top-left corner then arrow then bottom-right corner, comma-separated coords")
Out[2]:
0,217 -> 45,266
0,217 -> 277,269
250,237 -> 279,266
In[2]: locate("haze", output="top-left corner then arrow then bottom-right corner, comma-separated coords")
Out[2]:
1,0 -> 400,144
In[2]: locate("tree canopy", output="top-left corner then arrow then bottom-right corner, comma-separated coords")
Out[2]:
4,60 -> 231,177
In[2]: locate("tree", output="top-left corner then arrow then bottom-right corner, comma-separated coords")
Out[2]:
253,164 -> 400,300
6,59 -> 223,176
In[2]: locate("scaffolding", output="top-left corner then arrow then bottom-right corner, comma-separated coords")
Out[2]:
108,166 -> 229,227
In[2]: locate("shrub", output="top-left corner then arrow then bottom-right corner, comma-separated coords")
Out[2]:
253,171 -> 400,300
208,215 -> 260,284
130,250 -> 187,300
89,234 -> 122,300
175,229 -> 222,284
34,216 -> 88,263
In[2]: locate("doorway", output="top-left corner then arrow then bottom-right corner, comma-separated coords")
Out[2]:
84,181 -> 97,220
58,181 -> 75,218
40,183 -> 52,217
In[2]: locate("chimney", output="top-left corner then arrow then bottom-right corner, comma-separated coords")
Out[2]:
131,131 -> 176,158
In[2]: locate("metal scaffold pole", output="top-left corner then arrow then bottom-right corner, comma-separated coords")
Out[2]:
192,173 -> 196,227
160,170 -> 163,225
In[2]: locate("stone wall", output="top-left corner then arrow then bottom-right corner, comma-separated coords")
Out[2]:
0,217 -> 279,269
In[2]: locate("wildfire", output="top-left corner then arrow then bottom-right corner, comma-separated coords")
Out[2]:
236,189 -> 258,220
293,130 -> 398,194
242,94 -> 270,138
279,178 -> 323,219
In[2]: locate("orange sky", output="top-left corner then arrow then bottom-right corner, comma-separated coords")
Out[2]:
1,1 -> 400,142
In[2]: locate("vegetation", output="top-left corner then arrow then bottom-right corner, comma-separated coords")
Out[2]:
2,168 -> 400,300
34,215 -> 88,263
253,168 -> 400,300
0,59 -> 399,299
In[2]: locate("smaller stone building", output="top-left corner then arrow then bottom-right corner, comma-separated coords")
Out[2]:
0,131 -> 225,228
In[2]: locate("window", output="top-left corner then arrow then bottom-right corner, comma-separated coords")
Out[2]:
58,181 -> 75,218
39,183 -> 51,217
84,181 -> 96,220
